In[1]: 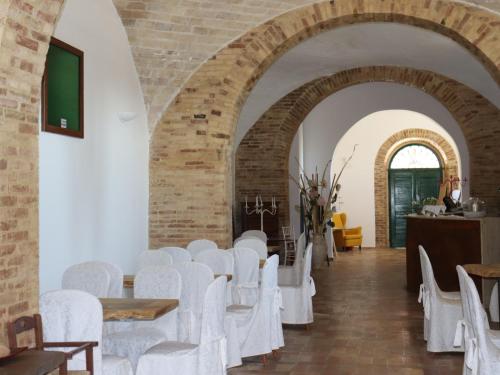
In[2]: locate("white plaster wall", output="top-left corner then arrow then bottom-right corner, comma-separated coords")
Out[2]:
39,0 -> 148,292
289,83 -> 468,246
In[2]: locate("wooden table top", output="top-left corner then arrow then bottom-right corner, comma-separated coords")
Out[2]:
123,273 -> 232,289
99,298 -> 178,321
260,259 -> 265,268
464,264 -> 500,278
0,349 -> 66,375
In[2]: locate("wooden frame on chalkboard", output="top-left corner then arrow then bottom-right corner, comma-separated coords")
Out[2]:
42,37 -> 84,138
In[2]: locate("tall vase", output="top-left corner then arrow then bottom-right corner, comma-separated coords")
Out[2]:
312,232 -> 328,270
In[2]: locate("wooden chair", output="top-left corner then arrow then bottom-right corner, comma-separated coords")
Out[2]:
7,314 -> 97,375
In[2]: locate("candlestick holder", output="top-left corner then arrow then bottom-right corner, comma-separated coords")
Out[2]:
245,195 -> 277,232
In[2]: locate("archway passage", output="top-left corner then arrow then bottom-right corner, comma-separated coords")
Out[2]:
235,67 -> 498,244
375,129 -> 460,247
388,145 -> 443,247
151,1 -> 500,248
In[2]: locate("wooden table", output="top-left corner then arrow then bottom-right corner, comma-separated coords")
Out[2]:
99,298 -> 178,321
464,263 -> 500,316
123,274 -> 232,289
0,349 -> 66,375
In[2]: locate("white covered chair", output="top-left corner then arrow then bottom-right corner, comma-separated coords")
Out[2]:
418,245 -> 463,352
241,230 -> 267,244
103,266 -> 182,370
62,262 -> 111,298
489,283 -> 499,323
171,262 -> 214,344
186,239 -> 218,258
136,276 -> 228,375
279,243 -> 316,325
232,247 -> 260,306
40,289 -> 133,375
195,249 -> 226,274
234,237 -> 267,260
456,266 -> 500,375
138,250 -> 173,270
217,249 -> 235,306
227,254 -> 284,358
160,246 -> 192,263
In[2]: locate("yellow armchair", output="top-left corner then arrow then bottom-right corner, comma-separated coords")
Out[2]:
332,212 -> 363,251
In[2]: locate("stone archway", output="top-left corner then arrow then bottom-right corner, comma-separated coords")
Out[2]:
235,66 -> 499,240
374,129 -> 459,247
150,1 -> 500,249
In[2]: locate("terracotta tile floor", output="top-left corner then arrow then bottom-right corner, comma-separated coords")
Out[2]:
229,248 -> 464,374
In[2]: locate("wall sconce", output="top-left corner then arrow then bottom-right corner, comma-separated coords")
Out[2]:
117,112 -> 138,124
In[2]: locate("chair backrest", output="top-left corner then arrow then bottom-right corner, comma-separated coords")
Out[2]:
234,237 -> 267,260
85,261 -> 123,298
333,212 -> 346,229
241,230 -> 267,243
7,314 -> 43,350
62,262 -> 111,298
194,249 -> 227,274
302,243 -> 313,286
138,250 -> 173,270
171,262 -> 214,315
134,266 -> 182,299
261,255 -> 279,292
216,249 -> 234,274
198,276 -> 227,374
233,247 -> 259,287
160,246 -> 192,263
418,245 -> 437,298
40,289 -> 103,374
461,266 -> 499,367
187,239 -> 218,258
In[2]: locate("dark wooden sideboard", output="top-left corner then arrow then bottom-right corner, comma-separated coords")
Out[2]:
406,216 -> 500,303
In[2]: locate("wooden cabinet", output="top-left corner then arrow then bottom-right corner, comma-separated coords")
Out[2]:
406,216 -> 500,304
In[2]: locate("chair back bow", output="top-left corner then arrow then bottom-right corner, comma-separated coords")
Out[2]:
418,283 -> 430,319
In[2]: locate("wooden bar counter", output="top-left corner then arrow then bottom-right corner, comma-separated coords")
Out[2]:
406,215 -> 500,303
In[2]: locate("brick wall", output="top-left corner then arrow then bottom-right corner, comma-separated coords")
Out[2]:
235,67 -> 500,247
150,2 -> 500,249
0,0 -> 63,345
374,129 -> 459,247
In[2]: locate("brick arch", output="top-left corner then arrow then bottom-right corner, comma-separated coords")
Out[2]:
235,66 -> 500,238
150,1 -> 500,248
374,129 -> 460,247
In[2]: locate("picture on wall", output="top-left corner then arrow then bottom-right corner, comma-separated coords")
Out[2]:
42,37 -> 84,138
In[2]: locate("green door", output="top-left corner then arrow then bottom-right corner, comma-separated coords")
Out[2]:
389,168 -> 441,247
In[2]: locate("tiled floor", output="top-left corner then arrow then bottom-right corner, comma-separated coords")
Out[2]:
229,248 -> 463,374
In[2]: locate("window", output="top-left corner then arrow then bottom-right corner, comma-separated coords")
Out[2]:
390,145 -> 440,169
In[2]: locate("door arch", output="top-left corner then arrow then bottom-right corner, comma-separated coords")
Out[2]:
389,144 -> 443,247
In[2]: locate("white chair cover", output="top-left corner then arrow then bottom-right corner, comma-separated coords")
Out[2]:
136,277 -> 228,375
234,237 -> 267,260
62,262 -> 111,298
227,255 -> 283,358
103,266 -> 182,370
458,266 -> 500,375
232,247 -> 260,306
241,230 -> 267,244
218,249 -> 235,306
186,239 -> 218,258
195,249 -> 226,274
171,262 -> 215,344
40,290 -> 133,375
138,250 -> 173,270
489,283 -> 499,323
418,245 -> 463,352
160,246 -> 192,263
280,243 -> 316,324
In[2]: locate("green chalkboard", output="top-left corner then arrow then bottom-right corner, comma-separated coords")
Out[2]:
42,37 -> 84,138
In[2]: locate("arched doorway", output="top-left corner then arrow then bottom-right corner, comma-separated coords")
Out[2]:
389,145 -> 442,247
